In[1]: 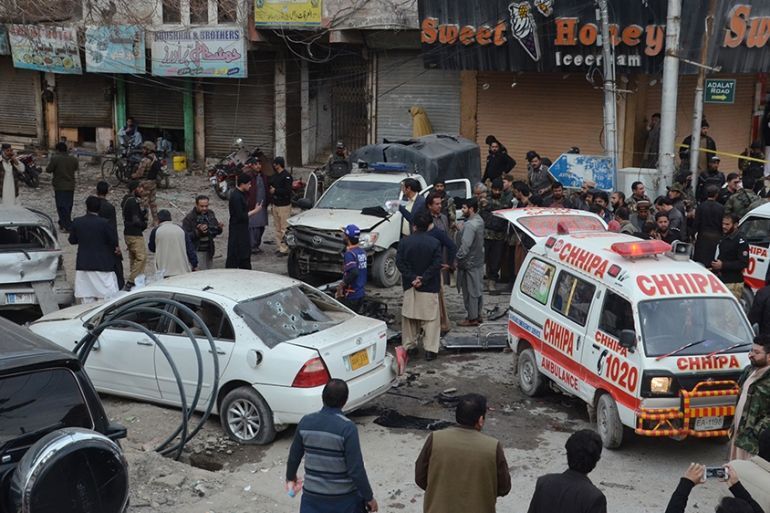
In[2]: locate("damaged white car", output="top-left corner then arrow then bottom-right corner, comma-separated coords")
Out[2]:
0,206 -> 73,313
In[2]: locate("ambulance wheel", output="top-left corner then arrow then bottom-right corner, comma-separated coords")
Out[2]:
518,348 -> 546,397
596,393 -> 624,449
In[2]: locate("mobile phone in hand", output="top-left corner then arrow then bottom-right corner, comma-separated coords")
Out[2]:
703,466 -> 728,481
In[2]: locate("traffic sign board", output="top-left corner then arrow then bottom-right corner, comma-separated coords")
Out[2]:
548,154 -> 614,192
704,79 -> 736,104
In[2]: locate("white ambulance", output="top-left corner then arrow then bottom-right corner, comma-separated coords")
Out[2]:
505,218 -> 752,449
739,202 -> 770,306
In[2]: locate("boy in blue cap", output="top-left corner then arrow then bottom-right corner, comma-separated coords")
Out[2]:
337,224 -> 367,312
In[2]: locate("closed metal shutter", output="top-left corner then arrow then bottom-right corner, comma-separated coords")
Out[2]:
57,74 -> 113,127
331,54 -> 368,151
476,72 -> 605,182
644,74 -> 753,173
204,53 -> 275,158
376,50 -> 460,143
0,57 -> 37,137
127,78 -> 185,129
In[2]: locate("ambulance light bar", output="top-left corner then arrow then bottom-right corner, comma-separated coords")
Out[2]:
610,240 -> 671,258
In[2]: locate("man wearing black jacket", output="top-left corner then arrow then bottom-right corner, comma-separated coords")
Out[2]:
750,276 -> 770,336
664,463 -> 764,513
227,173 -> 261,270
396,211 -> 443,361
121,180 -> 147,291
712,213 -> 750,300
95,181 -> 124,289
69,196 -> 119,302
693,185 -> 724,267
269,156 -> 293,256
482,136 -> 515,185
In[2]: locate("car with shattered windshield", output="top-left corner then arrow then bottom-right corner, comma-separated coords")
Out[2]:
0,205 -> 73,314
29,269 -> 396,445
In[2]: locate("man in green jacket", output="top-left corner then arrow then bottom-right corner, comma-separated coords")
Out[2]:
46,142 -> 78,232
731,335 -> 770,460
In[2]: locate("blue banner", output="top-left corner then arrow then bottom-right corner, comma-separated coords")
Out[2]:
86,26 -> 146,74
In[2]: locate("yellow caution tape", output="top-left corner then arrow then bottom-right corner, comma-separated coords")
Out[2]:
677,143 -> 768,164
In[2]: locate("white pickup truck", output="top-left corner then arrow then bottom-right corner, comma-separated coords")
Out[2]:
285,169 -> 471,287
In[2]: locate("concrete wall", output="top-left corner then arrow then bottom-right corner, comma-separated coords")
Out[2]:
324,0 -> 418,30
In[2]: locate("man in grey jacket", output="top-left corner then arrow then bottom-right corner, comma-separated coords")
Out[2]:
456,198 -> 485,327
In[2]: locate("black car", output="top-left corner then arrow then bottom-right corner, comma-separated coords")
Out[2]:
0,316 -> 129,513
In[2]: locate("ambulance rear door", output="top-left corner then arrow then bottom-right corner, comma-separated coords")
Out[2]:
580,288 -> 642,430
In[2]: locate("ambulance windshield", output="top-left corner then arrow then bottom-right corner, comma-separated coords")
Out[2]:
638,298 -> 752,357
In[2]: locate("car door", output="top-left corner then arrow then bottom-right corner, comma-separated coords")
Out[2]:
421,178 -> 471,220
304,171 -> 319,206
83,293 -> 169,401
738,215 -> 770,292
154,295 -> 236,407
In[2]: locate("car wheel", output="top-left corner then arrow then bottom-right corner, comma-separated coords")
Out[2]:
596,393 -> 624,449
373,248 -> 400,288
220,387 -> 276,445
518,348 -> 546,397
8,428 -> 129,513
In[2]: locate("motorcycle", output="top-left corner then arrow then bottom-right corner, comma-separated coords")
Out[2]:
207,138 -> 268,200
17,154 -> 41,188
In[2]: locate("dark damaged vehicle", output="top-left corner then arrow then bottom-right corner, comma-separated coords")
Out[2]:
0,317 -> 128,513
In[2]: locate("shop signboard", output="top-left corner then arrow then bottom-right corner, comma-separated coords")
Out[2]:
255,0 -> 322,27
418,0 -> 770,74
86,26 -> 146,74
151,27 -> 246,78
548,154 -> 614,192
0,25 -> 9,55
8,24 -> 82,74
704,79 -> 736,104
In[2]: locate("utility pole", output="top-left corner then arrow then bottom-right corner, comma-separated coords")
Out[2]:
658,0 -> 682,195
688,0 -> 719,183
597,0 -> 618,187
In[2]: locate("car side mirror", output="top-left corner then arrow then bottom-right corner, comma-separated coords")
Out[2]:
295,198 -> 313,210
619,330 -> 636,350
105,422 -> 128,441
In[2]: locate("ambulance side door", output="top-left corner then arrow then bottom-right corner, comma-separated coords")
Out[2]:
581,289 -> 641,427
738,215 -> 770,292
544,270 -> 597,401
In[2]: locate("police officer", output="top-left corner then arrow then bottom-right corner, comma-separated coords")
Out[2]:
711,213 -> 750,301
337,224 -> 367,312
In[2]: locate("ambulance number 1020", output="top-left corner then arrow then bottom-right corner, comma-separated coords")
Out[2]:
605,354 -> 639,393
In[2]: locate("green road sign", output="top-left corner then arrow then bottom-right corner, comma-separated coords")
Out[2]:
704,79 -> 736,104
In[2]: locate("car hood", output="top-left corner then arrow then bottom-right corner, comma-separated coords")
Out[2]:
287,209 -> 389,232
34,301 -> 103,322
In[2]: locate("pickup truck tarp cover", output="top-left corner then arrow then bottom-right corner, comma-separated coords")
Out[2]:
350,134 -> 481,186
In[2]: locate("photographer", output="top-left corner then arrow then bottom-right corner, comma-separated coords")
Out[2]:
182,195 -> 223,270
664,463 -> 764,513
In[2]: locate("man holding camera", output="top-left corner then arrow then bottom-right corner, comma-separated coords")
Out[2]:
0,143 -> 23,206
182,195 -> 223,270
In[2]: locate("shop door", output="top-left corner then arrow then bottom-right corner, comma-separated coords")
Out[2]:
57,74 -> 113,129
126,78 -> 185,147
331,54 -> 368,151
0,57 -> 38,139
376,50 -> 460,143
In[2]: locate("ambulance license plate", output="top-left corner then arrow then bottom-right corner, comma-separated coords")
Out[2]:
694,416 -> 723,431
349,349 -> 369,371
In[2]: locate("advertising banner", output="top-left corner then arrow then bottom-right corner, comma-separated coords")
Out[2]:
151,27 -> 246,78
8,24 -> 82,74
0,25 -> 9,55
255,0 -> 322,27
86,26 -> 146,74
419,0 -> 770,74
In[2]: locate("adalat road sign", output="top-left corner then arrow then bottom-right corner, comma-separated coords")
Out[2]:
704,79 -> 736,104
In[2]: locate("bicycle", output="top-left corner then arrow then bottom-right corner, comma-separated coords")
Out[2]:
101,145 -> 138,186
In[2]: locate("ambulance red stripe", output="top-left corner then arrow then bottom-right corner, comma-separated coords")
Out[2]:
509,319 -> 641,411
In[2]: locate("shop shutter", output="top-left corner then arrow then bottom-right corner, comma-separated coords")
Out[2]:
331,54 -> 368,151
126,78 -> 185,129
57,74 -> 113,127
476,72 -> 605,182
376,50 -> 460,143
0,57 -> 38,137
644,74 -> 754,173
204,53 -> 275,158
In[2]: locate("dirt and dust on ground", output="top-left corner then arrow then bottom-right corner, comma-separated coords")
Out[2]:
14,161 -> 735,513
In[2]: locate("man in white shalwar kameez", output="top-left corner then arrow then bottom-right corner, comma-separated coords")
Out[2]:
69,196 -> 120,303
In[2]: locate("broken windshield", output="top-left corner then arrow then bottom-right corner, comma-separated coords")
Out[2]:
316,180 -> 402,210
0,225 -> 56,252
234,286 -> 351,348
